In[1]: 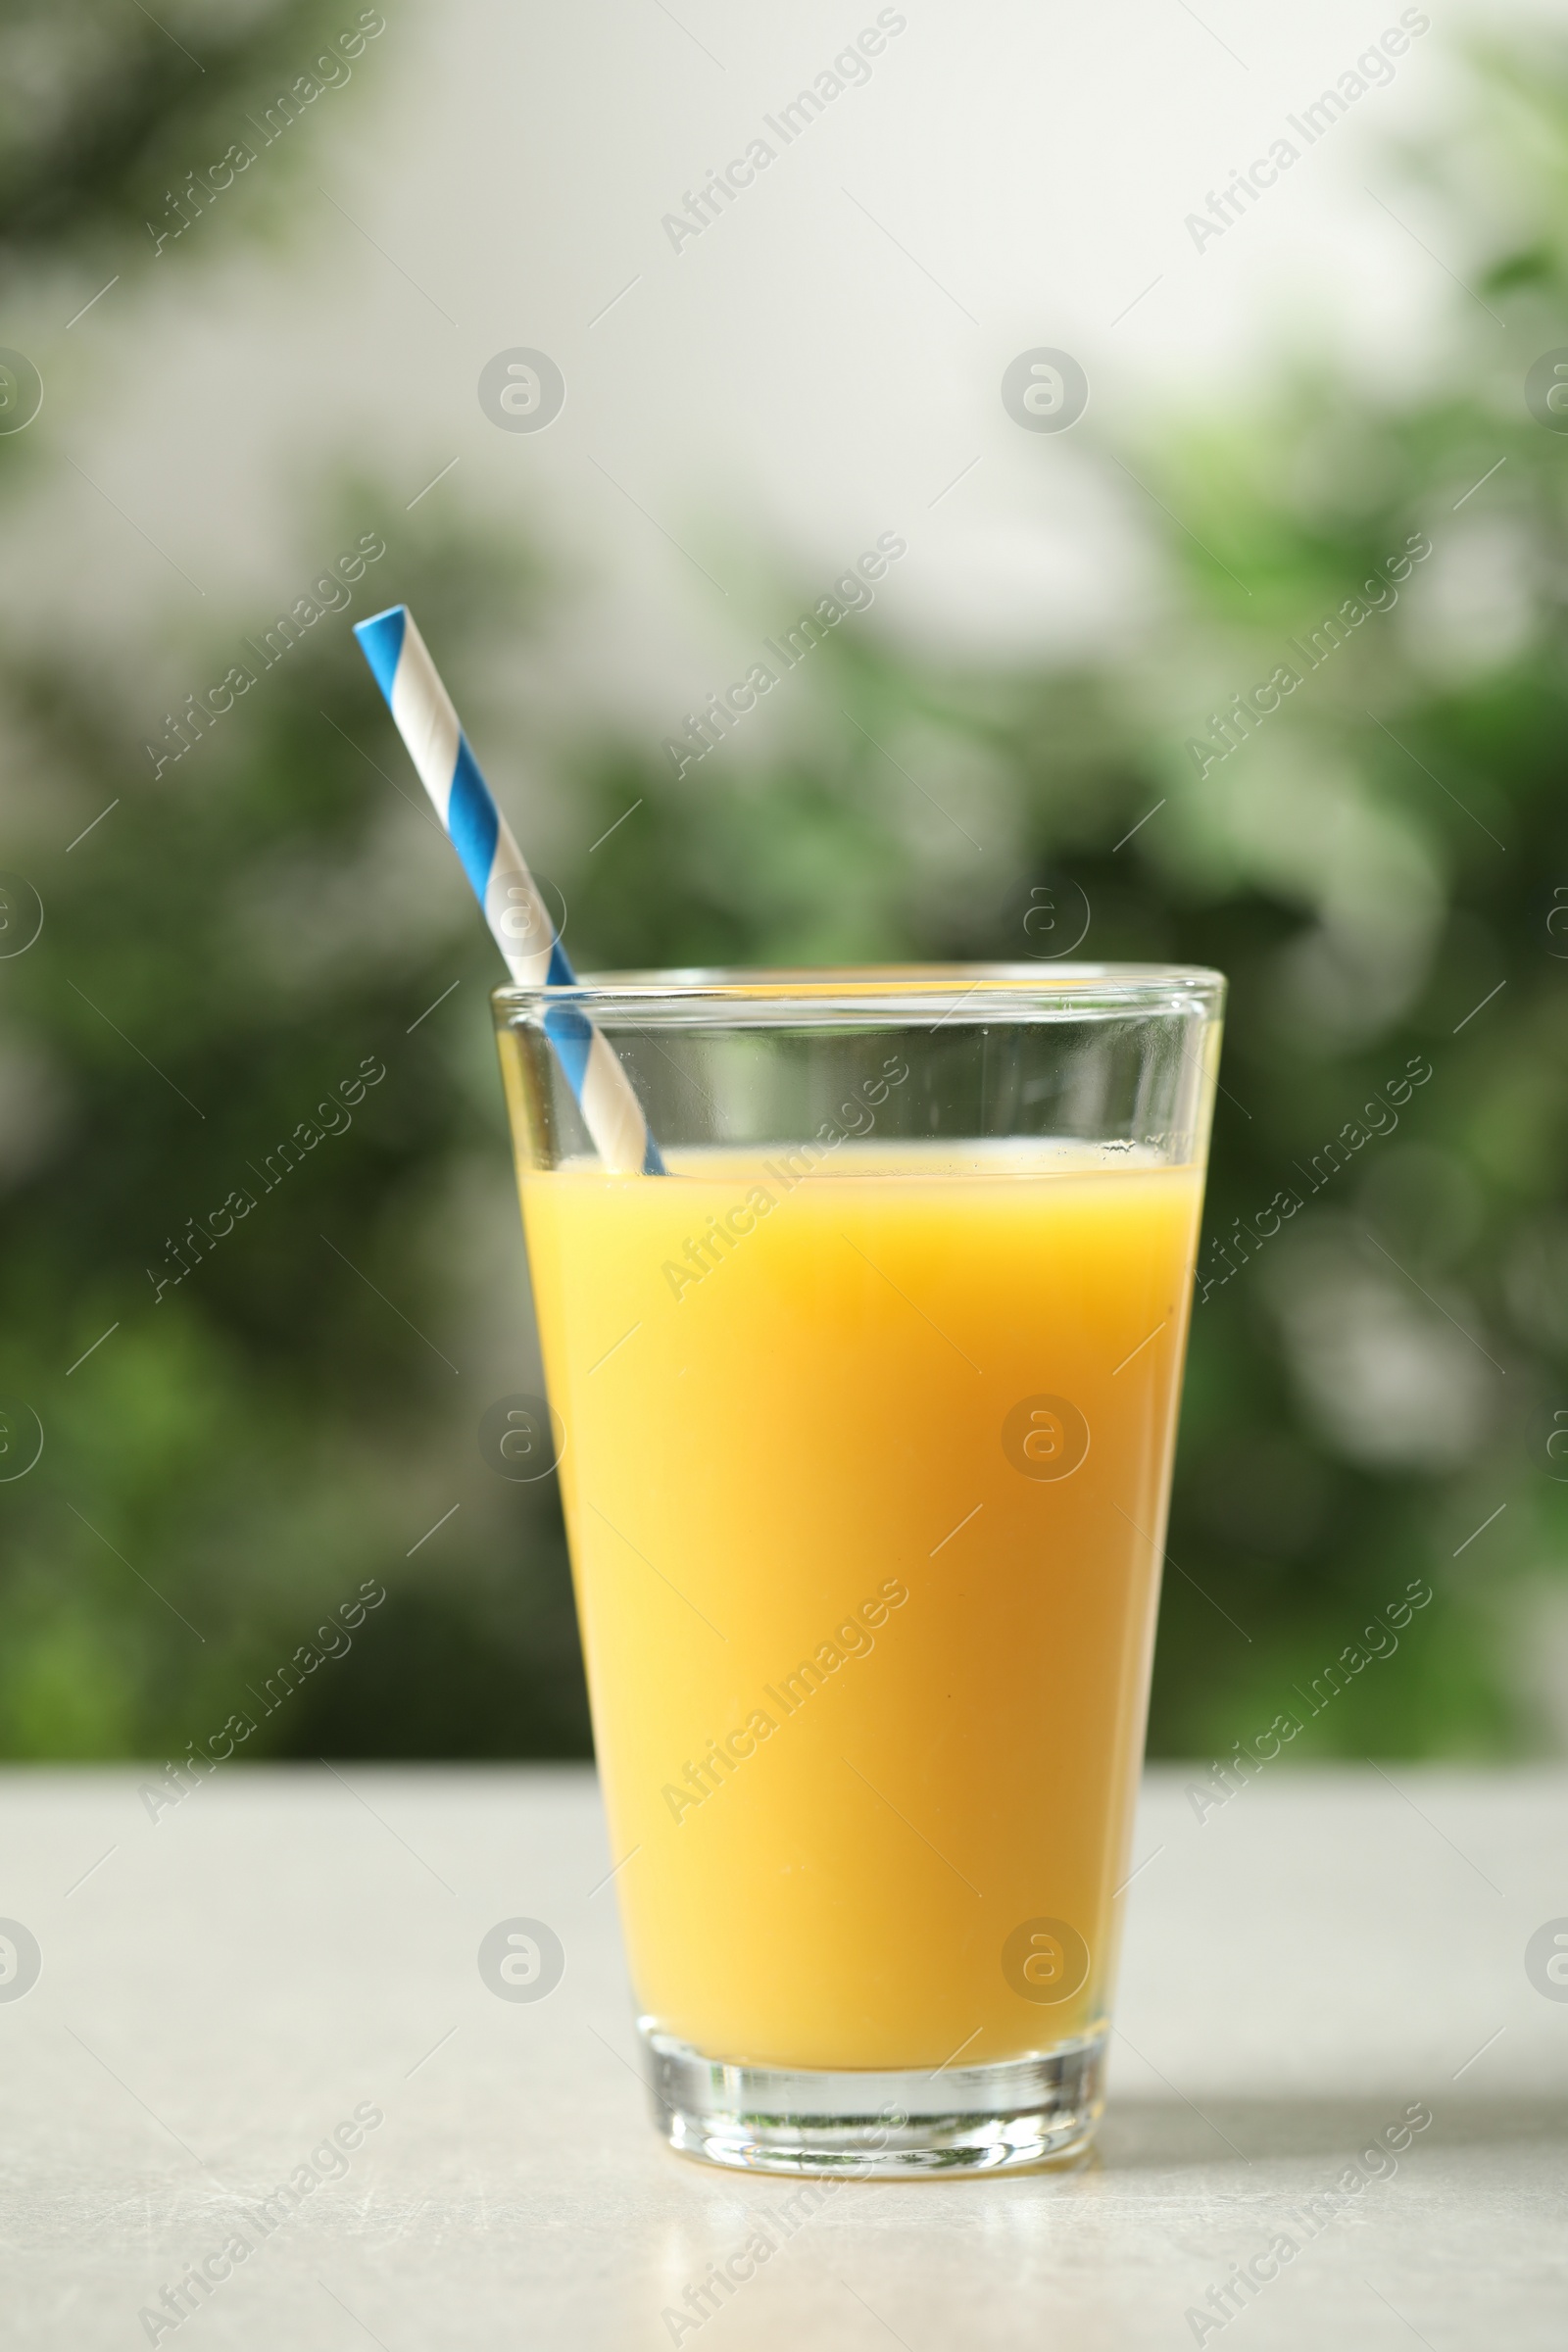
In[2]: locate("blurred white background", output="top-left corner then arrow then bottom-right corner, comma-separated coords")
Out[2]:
9,0 -> 1551,749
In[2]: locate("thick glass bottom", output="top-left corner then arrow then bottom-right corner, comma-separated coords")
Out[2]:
641,2021 -> 1106,2177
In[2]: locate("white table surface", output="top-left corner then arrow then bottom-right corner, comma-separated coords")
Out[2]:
5,1764 -> 1565,2347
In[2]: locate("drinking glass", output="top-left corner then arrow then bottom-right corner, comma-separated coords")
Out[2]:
494,963 -> 1224,2175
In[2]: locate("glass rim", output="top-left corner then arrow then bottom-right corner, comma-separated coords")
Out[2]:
492,961 -> 1226,1024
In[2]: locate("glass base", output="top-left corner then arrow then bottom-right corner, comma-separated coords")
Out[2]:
641,2022 -> 1106,2177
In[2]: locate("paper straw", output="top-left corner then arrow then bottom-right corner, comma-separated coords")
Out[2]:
353,604 -> 663,1175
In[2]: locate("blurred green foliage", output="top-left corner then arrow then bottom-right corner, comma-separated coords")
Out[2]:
2,11 -> 1566,1765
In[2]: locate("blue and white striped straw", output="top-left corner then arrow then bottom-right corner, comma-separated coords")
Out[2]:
353,604 -> 663,1175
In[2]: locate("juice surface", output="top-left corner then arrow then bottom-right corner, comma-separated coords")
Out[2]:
520,1142 -> 1203,2070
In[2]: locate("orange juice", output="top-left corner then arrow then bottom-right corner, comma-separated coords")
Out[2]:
520,1142 -> 1202,2071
